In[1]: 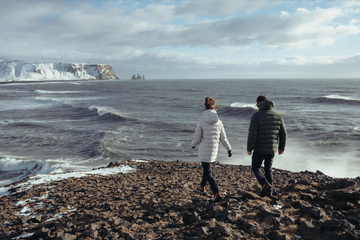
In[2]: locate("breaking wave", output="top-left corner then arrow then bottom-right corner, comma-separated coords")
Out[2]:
217,102 -> 257,117
0,157 -> 56,172
88,105 -> 134,121
34,90 -> 88,95
0,157 -> 62,186
317,95 -> 360,104
230,102 -> 257,109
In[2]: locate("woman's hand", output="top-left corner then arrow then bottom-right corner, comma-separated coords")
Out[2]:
228,150 -> 232,157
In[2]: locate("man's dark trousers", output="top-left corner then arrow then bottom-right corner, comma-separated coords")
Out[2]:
252,151 -> 275,195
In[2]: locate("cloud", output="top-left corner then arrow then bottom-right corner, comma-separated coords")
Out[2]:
115,52 -> 360,79
1,1 -> 358,55
275,54 -> 360,65
177,5 -> 359,49
113,48 -> 360,69
0,0 -> 359,78
174,0 -> 281,16
132,51 -> 360,78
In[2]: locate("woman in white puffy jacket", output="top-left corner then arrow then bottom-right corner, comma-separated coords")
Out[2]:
191,97 -> 232,202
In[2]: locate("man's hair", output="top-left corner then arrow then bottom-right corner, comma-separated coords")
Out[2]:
256,95 -> 267,102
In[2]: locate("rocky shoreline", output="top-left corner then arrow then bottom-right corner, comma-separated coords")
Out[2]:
1,159 -> 359,240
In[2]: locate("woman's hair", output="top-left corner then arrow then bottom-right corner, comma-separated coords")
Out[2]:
205,97 -> 216,109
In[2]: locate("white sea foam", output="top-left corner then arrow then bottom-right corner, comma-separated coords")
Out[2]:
0,165 -> 135,196
273,144 -> 360,178
15,233 -> 34,239
34,90 -> 88,95
0,98 -> 55,111
0,157 -> 58,173
324,94 -> 360,101
134,160 -> 148,163
17,206 -> 32,216
230,102 -> 257,109
223,144 -> 360,179
0,157 -> 63,186
89,105 -> 128,118
35,96 -> 105,105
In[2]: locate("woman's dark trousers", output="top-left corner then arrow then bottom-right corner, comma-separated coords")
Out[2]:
200,162 -> 219,195
251,151 -> 274,194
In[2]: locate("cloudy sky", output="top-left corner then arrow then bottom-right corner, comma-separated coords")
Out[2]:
1,0 -> 360,79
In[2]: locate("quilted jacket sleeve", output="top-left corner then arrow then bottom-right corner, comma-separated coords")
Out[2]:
219,124 -> 231,151
247,115 -> 258,152
191,121 -> 203,148
278,118 -> 287,151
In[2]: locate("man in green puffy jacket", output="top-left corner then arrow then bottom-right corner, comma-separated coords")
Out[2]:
247,95 -> 287,197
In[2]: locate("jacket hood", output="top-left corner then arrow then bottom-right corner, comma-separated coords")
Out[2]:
203,109 -> 219,124
258,100 -> 274,111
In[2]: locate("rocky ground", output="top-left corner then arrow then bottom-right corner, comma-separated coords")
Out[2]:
0,159 -> 360,240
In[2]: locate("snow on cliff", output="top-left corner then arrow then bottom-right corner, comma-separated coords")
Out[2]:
0,59 -> 119,82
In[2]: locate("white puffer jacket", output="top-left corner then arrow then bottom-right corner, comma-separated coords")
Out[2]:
191,109 -> 231,163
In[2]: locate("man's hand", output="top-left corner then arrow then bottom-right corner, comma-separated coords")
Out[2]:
278,150 -> 284,155
247,151 -> 252,155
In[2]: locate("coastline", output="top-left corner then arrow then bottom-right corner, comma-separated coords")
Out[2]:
0,159 -> 359,240
0,79 -> 122,85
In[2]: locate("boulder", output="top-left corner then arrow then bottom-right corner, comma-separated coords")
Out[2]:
340,219 -> 356,232
197,226 -> 209,236
339,232 -> 357,240
33,227 -> 50,238
224,210 -> 240,222
298,219 -> 321,234
280,216 -> 294,226
28,215 -> 42,223
183,211 -> 200,225
310,207 -> 327,219
319,219 -> 341,231
324,179 -> 356,190
213,225 -> 233,237
259,205 -> 281,217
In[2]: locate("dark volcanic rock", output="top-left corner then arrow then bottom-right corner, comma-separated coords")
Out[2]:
33,227 -> 51,238
298,218 -> 321,234
319,219 -> 341,231
0,159 -> 359,240
259,205 -> 281,217
183,210 -> 200,225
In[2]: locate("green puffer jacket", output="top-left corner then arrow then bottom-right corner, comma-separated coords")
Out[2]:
247,100 -> 287,154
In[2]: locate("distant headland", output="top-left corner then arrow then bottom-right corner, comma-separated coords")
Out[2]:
0,59 -> 119,82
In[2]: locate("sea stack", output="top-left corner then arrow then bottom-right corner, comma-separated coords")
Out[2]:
131,74 -> 145,80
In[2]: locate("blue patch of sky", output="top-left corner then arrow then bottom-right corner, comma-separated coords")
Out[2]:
163,1 -> 338,25
299,34 -> 360,56
252,0 -> 332,16
147,46 -> 217,55
85,0 -> 155,10
43,14 -> 57,20
145,44 -> 268,62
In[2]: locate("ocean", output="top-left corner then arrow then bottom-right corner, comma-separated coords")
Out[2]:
0,79 -> 359,186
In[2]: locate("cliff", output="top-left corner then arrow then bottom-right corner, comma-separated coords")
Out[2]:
0,59 -> 119,81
